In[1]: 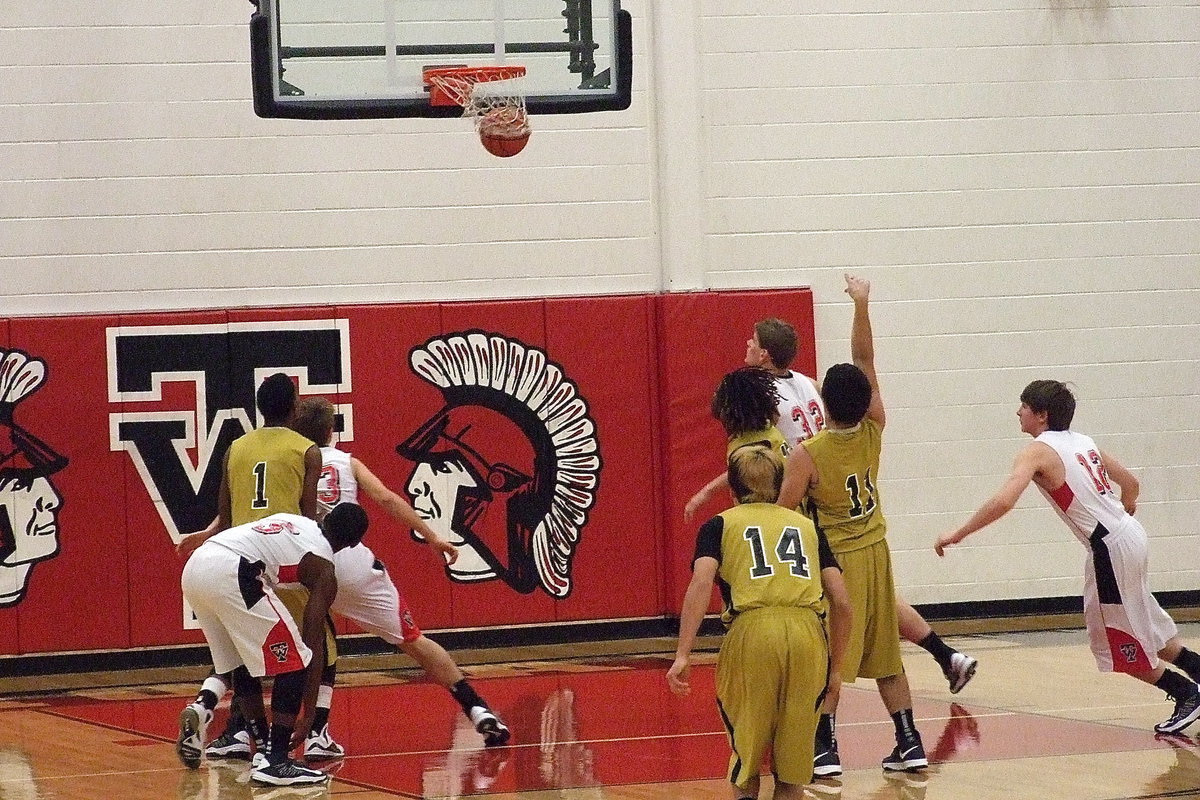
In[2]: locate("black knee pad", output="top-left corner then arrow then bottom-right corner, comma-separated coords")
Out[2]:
229,666 -> 263,699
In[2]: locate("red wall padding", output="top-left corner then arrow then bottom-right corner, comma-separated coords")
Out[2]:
656,290 -> 817,613
0,289 -> 813,656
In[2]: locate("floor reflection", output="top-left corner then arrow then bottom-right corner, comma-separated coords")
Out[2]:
0,749 -> 39,800
928,702 -> 980,763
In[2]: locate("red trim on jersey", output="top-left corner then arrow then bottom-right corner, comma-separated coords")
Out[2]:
397,592 -> 423,643
1105,626 -> 1153,674
261,619 -> 306,676
1048,481 -> 1075,513
277,564 -> 300,584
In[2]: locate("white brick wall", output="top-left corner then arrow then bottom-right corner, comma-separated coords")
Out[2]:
1,0 -> 1197,605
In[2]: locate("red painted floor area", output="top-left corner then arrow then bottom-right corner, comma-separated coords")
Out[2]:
42,657 -> 1173,796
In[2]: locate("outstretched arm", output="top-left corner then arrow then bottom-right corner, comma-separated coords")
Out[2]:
684,472 -> 729,522
845,273 -> 884,428
176,516 -> 220,557
667,556 -> 718,696
934,444 -> 1045,556
351,456 -> 458,565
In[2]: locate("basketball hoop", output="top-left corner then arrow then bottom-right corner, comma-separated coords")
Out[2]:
424,66 -> 531,158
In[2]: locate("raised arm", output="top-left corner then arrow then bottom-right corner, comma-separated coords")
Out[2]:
350,456 -> 458,564
845,273 -> 884,428
934,443 -> 1047,556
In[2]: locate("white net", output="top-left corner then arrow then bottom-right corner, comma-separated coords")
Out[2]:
469,79 -> 531,138
426,68 -> 529,131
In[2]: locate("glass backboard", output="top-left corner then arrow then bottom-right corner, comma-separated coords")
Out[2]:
250,0 -> 632,119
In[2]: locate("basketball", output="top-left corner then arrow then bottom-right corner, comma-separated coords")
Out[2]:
478,107 -> 531,158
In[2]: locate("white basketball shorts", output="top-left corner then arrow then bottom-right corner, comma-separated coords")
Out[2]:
331,543 -> 422,645
182,544 -> 312,678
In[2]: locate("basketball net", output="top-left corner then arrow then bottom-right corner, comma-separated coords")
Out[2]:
425,67 -> 531,141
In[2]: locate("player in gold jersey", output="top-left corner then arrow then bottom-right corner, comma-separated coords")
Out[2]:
669,445 -> 850,800
779,275 -> 928,776
177,373 -> 326,765
689,296 -> 977,699
685,366 -> 790,515
220,373 -> 321,527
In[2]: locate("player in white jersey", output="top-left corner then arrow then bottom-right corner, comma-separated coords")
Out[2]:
176,505 -> 368,785
685,295 -> 977,700
936,379 -> 1200,734
772,367 -> 826,447
294,398 -> 512,753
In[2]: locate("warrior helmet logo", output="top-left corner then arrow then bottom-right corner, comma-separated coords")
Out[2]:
0,350 -> 69,608
398,331 -> 601,598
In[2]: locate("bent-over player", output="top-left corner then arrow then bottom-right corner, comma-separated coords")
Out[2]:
176,504 -> 368,786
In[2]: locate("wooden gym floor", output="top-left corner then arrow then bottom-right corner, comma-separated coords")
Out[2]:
4,622 -> 1200,800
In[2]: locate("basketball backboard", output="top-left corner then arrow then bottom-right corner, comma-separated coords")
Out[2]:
250,0 -> 632,119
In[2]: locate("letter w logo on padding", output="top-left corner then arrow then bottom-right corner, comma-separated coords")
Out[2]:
269,642 -> 291,663
106,321 -> 352,544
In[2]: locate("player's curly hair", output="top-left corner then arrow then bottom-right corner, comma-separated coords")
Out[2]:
293,396 -> 336,446
711,367 -> 780,438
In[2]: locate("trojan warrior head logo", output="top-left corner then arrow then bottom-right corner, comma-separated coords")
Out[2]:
0,350 -> 69,608
269,642 -> 291,663
397,332 -> 601,598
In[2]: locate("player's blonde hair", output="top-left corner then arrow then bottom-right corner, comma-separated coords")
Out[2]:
293,396 -> 336,446
728,444 -> 785,504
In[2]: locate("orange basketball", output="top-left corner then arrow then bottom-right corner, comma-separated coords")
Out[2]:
478,107 -> 531,158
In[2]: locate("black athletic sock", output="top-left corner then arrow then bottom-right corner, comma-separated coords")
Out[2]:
268,724 -> 292,765
449,679 -> 487,716
195,689 -> 220,712
1173,648 -> 1200,684
891,708 -> 919,742
218,706 -> 247,737
816,712 -> 835,746
1156,669 -> 1198,700
917,631 -> 957,672
248,718 -> 270,754
312,706 -> 331,733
